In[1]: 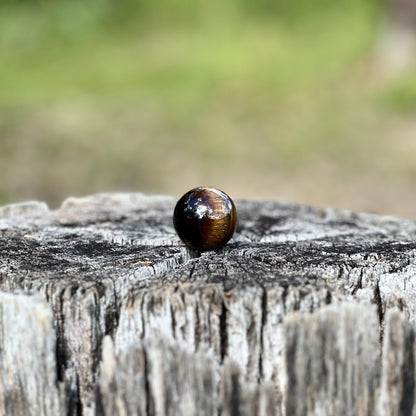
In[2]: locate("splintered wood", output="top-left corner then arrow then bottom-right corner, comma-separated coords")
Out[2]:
0,193 -> 416,415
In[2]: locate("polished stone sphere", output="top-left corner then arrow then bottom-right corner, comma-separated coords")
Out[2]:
173,187 -> 237,251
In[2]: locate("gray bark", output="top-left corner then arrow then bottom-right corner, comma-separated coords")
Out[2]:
1,193 -> 416,415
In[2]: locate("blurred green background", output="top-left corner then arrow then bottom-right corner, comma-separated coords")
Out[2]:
1,0 -> 416,217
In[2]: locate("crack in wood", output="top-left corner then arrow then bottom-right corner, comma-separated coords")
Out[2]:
373,281 -> 385,343
220,299 -> 228,364
258,285 -> 267,384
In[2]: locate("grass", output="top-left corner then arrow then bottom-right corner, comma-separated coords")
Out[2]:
1,0 -> 416,217
383,69 -> 416,112
0,1 -> 378,105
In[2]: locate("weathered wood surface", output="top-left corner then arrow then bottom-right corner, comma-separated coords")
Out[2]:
1,193 -> 416,415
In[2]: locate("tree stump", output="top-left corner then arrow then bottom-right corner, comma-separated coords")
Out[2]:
0,193 -> 416,415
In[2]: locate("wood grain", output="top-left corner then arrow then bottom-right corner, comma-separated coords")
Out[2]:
1,193 -> 416,415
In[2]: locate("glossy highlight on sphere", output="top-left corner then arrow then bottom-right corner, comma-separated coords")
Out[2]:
173,187 -> 237,251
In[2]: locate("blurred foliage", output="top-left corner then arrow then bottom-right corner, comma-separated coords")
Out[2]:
383,70 -> 416,112
0,0 -> 415,216
0,0 -> 379,105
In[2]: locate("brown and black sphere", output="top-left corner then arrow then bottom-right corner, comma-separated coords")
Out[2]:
173,187 -> 237,251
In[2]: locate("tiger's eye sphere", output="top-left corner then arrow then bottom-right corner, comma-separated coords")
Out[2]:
173,187 -> 237,251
